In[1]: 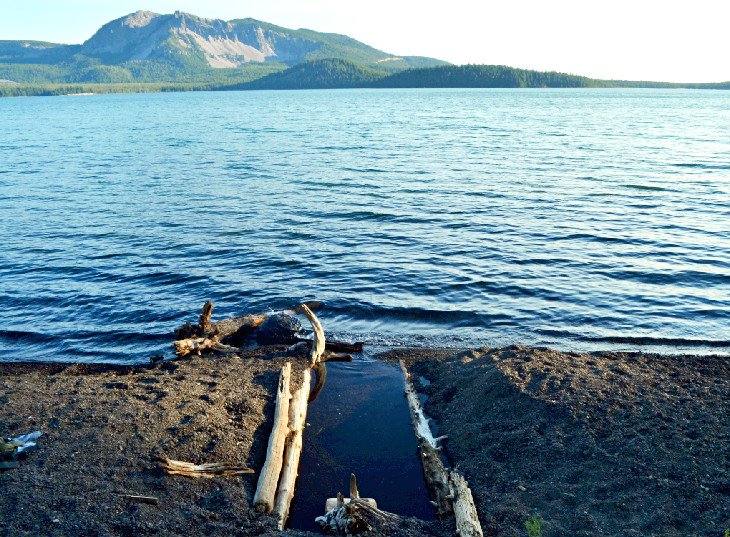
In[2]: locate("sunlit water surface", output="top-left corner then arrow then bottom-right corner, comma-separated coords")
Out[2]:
1,88 -> 729,363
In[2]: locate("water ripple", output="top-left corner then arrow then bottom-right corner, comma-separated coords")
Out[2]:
0,88 -> 728,363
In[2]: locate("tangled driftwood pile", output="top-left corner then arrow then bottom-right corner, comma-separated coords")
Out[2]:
172,301 -> 482,535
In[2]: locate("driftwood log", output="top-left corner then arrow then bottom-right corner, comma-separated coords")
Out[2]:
253,362 -> 292,513
174,300 -> 356,358
400,360 -> 453,517
400,360 -> 484,536
450,470 -> 483,537
273,367 -> 311,529
299,304 -> 325,366
272,301 -> 324,526
291,338 -> 363,354
174,304 -> 267,357
161,458 -> 253,478
316,474 -> 400,535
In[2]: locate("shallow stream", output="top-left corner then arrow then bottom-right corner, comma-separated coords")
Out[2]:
287,352 -> 435,531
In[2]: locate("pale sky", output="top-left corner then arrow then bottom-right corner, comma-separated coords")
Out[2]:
1,0 -> 728,82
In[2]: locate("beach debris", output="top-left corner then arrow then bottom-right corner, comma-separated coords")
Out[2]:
1,431 -> 42,459
121,494 -> 160,505
161,458 -> 253,478
253,303 -> 326,529
273,366 -> 311,529
173,330 -> 237,357
174,300 -> 268,356
254,362 -> 292,514
400,360 -> 483,536
449,471 -> 483,537
174,300 -> 332,356
316,474 -> 399,535
298,303 -> 325,367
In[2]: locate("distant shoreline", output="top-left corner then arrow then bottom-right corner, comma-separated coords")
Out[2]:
2,81 -> 730,99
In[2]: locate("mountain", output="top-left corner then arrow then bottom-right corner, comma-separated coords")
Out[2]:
1,11 -> 727,95
0,10 -> 446,82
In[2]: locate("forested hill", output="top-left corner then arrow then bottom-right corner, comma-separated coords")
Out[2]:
374,64 -> 598,88
229,61 -> 730,91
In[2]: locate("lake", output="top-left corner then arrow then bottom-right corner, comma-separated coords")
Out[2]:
0,88 -> 728,363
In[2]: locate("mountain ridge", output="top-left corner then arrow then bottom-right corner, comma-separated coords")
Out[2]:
1,10 -> 446,71
0,11 -> 728,95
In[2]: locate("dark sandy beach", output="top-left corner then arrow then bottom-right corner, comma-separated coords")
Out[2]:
1,346 -> 728,536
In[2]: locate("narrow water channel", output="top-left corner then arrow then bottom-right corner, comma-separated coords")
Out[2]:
287,352 -> 436,531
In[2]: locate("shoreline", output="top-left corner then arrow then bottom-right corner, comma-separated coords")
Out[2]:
1,344 -> 728,536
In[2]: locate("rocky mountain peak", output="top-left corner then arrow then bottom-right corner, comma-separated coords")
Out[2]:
122,10 -> 160,28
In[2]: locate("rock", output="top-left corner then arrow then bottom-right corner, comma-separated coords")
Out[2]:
256,314 -> 302,345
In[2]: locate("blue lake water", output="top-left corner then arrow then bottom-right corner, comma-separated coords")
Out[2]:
0,88 -> 729,363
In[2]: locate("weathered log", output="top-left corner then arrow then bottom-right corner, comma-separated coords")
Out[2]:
300,304 -> 325,366
199,300 -> 213,334
213,313 -> 268,344
450,470 -> 483,537
173,333 -> 239,357
400,360 -> 453,517
161,458 -> 253,478
325,340 -> 363,353
174,311 -> 267,356
273,367 -> 311,529
322,351 -> 353,363
418,437 -> 453,517
400,361 -> 483,533
316,474 -> 399,535
400,360 -> 439,448
253,363 -> 292,514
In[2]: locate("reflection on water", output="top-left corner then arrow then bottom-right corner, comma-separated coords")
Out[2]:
287,352 -> 434,531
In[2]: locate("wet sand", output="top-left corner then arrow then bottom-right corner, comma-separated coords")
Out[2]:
2,345 -> 728,536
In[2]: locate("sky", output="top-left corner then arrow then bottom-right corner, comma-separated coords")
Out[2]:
1,0 -> 728,82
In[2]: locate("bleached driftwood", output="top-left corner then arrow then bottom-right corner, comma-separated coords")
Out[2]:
161,458 -> 253,478
450,470 -> 483,537
173,332 -> 238,357
400,360 -> 439,447
316,474 -> 399,535
299,304 -> 325,366
400,360 -> 453,517
253,363 -> 292,513
400,360 -> 483,534
273,367 -> 311,529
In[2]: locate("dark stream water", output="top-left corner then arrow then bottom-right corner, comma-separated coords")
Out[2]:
287,353 -> 434,531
